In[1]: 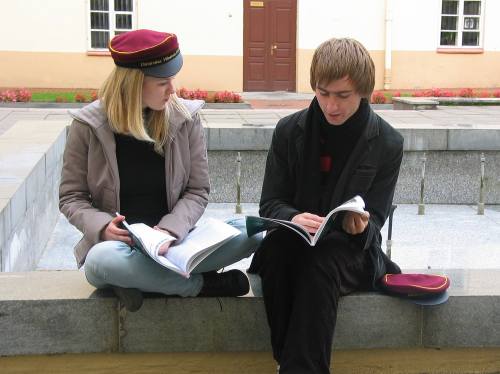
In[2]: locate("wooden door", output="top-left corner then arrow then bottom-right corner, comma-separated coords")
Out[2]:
243,0 -> 297,92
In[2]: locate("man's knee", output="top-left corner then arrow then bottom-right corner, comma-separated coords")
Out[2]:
226,217 -> 263,257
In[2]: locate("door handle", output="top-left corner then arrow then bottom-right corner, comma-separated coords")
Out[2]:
270,44 -> 277,55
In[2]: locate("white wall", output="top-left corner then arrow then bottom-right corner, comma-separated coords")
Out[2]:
392,0 -> 442,51
297,0 -> 386,50
1,0 -> 498,55
392,0 -> 500,51
0,0 -> 88,52
483,0 -> 500,51
138,0 -> 243,56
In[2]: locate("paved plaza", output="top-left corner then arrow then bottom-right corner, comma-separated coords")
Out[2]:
1,102 -> 499,275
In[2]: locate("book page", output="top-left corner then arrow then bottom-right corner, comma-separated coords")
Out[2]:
164,218 -> 241,274
127,223 -> 175,257
153,255 -> 186,277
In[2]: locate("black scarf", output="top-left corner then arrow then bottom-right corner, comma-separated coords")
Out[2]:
296,97 -> 369,216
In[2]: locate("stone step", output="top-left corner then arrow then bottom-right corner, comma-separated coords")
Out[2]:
0,270 -> 499,356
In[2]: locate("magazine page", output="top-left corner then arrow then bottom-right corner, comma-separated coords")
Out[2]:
245,216 -> 312,243
331,195 -> 365,215
311,195 -> 366,245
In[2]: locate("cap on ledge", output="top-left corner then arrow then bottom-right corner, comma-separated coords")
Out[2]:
109,29 -> 183,78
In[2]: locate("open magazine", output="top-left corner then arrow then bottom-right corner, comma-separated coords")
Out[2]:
245,195 -> 366,246
119,216 -> 241,278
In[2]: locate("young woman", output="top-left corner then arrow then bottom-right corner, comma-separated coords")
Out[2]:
59,29 -> 260,311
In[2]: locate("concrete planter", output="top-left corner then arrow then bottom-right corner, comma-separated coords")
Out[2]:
203,102 -> 252,109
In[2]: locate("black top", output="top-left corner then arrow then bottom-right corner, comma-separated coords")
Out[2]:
319,99 -> 369,203
114,133 -> 167,226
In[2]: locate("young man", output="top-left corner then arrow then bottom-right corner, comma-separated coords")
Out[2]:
248,38 -> 404,373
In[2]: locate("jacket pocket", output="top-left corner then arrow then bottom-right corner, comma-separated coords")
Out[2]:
346,168 -> 376,196
101,187 -> 116,213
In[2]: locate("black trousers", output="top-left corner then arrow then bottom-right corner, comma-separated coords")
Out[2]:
254,229 -> 372,374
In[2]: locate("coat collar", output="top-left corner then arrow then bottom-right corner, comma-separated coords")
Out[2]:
297,102 -> 379,140
296,102 -> 381,209
68,98 -> 203,138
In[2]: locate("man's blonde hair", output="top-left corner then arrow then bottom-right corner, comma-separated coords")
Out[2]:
99,66 -> 190,154
310,38 -> 375,98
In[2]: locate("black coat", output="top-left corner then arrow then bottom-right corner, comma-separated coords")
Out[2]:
250,104 -> 404,287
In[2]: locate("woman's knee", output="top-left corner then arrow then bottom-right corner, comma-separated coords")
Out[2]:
84,241 -> 132,279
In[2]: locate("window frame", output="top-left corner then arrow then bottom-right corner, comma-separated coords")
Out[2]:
87,0 -> 137,52
438,0 -> 485,50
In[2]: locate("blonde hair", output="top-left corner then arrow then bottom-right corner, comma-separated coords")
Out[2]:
99,66 -> 191,154
310,38 -> 375,98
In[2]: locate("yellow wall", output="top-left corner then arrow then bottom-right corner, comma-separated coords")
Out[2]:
390,51 -> 500,89
0,52 -> 114,89
1,50 -> 499,92
297,49 -> 500,92
297,49 -> 385,93
0,52 -> 243,91
176,55 -> 243,92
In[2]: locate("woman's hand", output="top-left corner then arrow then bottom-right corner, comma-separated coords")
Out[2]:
291,212 -> 325,234
342,211 -> 370,235
154,226 -> 173,256
101,214 -> 133,245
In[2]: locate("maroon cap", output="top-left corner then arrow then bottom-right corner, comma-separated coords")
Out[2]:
382,273 -> 450,295
380,273 -> 451,305
109,29 -> 183,78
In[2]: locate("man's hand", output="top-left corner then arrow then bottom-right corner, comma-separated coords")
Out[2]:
342,211 -> 370,235
154,226 -> 173,256
291,212 -> 325,234
101,214 -> 133,245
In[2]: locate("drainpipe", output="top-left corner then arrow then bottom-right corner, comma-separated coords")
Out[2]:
384,0 -> 393,90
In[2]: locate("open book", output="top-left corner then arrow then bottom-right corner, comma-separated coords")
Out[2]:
245,195 -> 366,246
119,216 -> 241,278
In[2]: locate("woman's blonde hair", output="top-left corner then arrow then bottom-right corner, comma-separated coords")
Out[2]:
99,66 -> 191,154
310,38 -> 375,98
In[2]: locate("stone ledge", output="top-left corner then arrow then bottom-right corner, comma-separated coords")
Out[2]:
392,97 -> 439,110
392,97 -> 500,111
0,121 -> 68,271
1,270 -> 499,356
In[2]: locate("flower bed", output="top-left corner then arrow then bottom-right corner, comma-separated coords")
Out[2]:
0,87 -> 244,104
370,88 -> 500,104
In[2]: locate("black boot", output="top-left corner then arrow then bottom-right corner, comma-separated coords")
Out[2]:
198,270 -> 250,297
112,286 -> 143,312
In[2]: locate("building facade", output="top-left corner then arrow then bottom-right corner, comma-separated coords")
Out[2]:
1,0 -> 499,92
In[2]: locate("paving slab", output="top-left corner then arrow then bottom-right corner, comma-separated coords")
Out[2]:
37,203 -> 500,274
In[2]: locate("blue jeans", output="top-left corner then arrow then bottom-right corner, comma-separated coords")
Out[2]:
84,218 -> 262,297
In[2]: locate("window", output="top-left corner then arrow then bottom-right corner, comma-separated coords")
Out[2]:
89,0 -> 135,50
440,0 -> 483,48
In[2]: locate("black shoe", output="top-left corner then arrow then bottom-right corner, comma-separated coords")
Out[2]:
198,270 -> 250,297
112,286 -> 143,312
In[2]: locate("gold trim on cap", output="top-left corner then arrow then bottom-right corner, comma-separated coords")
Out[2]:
109,34 -> 175,55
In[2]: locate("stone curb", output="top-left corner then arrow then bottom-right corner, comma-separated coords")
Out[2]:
1,271 -> 499,355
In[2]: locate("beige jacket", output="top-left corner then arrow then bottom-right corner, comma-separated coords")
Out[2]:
59,99 -> 209,268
